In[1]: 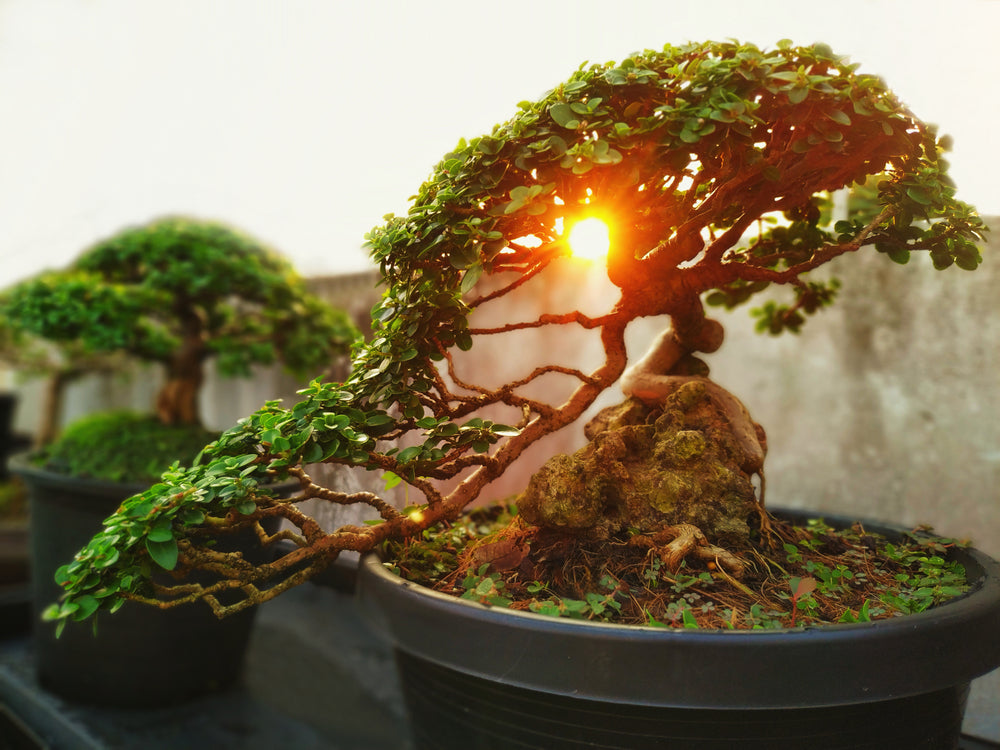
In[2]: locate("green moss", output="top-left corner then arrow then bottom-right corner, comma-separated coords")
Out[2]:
34,411 -> 218,483
670,430 -> 706,460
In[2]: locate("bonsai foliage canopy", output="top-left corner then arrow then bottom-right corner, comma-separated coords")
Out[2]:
0,216 -> 359,428
45,41 -> 985,626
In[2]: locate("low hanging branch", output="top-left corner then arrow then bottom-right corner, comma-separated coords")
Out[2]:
45,40 -> 985,627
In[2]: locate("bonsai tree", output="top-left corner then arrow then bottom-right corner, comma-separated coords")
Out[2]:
0,216 -> 359,472
44,41 -> 984,626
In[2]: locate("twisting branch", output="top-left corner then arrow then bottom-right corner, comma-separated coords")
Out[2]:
468,310 -> 611,336
287,465 -> 405,520
467,249 -> 561,307
720,205 -> 896,287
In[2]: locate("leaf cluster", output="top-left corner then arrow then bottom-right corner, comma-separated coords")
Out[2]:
43,453 -> 280,631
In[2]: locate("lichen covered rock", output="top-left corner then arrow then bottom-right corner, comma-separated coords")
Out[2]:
518,378 -> 766,545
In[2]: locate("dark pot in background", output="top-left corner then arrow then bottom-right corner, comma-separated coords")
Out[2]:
0,520 -> 31,639
15,459 -> 271,708
0,393 -> 31,638
357,511 -> 1000,750
0,393 -> 31,481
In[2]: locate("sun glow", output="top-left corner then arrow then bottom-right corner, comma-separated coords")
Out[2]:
567,217 -> 611,261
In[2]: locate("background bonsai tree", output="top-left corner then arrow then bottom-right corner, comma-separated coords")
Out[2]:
0,216 -> 359,476
44,41 -> 984,626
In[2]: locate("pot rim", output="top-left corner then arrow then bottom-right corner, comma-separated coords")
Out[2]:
10,452 -> 154,497
11,452 -> 297,501
357,509 -> 1000,709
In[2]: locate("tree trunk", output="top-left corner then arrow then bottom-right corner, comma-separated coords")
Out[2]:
155,327 -> 205,426
36,370 -> 75,448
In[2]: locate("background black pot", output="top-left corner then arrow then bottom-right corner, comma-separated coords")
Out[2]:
0,393 -> 31,639
0,393 -> 31,481
16,460 -> 271,708
357,511 -> 1000,750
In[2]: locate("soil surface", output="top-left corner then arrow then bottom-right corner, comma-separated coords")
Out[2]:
386,504 -> 971,629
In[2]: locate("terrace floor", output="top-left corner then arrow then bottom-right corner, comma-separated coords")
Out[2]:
1,568 -> 997,750
0,576 -> 412,749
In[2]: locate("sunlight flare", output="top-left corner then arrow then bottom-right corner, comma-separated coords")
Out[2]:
567,216 -> 611,261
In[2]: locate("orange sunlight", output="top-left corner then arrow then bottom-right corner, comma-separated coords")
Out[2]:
567,216 -> 611,261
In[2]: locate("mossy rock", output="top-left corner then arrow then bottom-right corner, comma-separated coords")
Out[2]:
518,380 -> 765,544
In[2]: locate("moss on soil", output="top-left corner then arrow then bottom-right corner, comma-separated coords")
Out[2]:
33,411 -> 218,484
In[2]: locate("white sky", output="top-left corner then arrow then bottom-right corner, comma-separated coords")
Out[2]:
1,0 -> 997,284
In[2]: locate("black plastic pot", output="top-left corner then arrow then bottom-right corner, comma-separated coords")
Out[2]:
15,459 -> 271,708
357,512 -> 1000,750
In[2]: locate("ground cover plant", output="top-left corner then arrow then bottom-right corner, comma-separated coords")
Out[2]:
40,40 -> 985,630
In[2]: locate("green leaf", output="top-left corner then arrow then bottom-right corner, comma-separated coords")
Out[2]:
54,564 -> 72,587
125,500 -> 155,519
887,247 -> 910,265
681,607 -> 699,629
953,244 -> 981,271
73,595 -> 100,621
461,263 -> 483,294
146,537 -> 179,570
95,547 -> 120,569
147,519 -> 174,543
302,441 -> 324,463
826,109 -> 851,126
365,413 -> 396,428
397,446 -> 423,464
41,603 -> 63,621
787,87 -> 809,104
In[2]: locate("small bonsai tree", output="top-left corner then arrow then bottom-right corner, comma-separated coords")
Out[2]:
1,216 -> 359,460
45,41 -> 984,626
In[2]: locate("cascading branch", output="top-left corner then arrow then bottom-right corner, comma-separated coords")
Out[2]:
45,40 -> 985,628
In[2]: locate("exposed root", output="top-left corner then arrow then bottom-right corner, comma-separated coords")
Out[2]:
753,470 -> 780,549
629,523 -> 748,578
